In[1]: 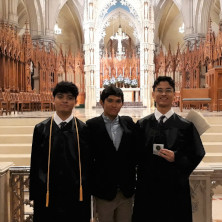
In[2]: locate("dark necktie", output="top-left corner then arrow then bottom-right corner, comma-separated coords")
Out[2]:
156,115 -> 166,144
159,115 -> 165,126
60,122 -> 67,129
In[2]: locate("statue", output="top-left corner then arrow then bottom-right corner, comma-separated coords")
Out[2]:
110,25 -> 128,55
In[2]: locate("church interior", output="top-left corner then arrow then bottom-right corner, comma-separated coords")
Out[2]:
0,0 -> 222,221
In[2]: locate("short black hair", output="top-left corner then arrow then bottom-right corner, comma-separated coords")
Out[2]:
100,85 -> 124,103
152,76 -> 175,92
53,81 -> 79,99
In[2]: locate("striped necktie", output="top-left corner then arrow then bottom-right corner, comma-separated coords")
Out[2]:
159,115 -> 165,126
60,122 -> 67,129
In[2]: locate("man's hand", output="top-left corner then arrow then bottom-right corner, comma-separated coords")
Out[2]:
159,148 -> 175,162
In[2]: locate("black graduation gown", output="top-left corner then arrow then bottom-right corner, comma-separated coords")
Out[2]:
29,117 -> 91,222
132,113 -> 205,222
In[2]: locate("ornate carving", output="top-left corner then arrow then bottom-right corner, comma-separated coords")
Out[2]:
100,49 -> 140,89
155,19 -> 222,91
99,0 -> 118,19
10,167 -> 33,222
0,23 -> 85,104
190,180 -> 206,213
7,165 -> 222,221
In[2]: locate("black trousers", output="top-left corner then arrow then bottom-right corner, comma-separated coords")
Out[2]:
33,201 -> 90,222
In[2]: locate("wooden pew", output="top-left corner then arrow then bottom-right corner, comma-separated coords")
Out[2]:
180,88 -> 212,111
0,89 -> 10,115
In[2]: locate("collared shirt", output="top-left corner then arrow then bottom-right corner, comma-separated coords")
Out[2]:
154,108 -> 174,123
102,113 -> 123,151
54,112 -> 73,127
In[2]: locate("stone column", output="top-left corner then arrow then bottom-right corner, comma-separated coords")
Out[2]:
219,3 -> 222,31
84,0 -> 96,108
0,0 -> 18,26
141,1 -> 155,108
182,0 -> 205,49
190,165 -> 213,222
0,162 -> 14,222
32,0 -> 55,49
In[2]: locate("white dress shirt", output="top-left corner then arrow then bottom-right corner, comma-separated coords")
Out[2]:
54,112 -> 73,127
154,108 -> 174,123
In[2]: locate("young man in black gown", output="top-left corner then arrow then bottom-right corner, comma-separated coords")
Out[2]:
132,76 -> 205,222
30,81 -> 91,222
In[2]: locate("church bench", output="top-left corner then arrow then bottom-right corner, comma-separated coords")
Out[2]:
180,88 -> 212,112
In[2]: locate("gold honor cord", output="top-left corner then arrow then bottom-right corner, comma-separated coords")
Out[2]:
46,115 -> 83,207
46,116 -> 54,207
74,116 -> 83,202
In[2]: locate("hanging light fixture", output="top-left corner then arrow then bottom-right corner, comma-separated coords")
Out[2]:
179,23 -> 184,33
54,23 -> 62,35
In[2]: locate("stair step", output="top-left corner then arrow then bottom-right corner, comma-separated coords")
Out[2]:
203,117 -> 222,124
203,153 -> 222,162
0,118 -> 45,126
206,125 -> 222,133
203,142 -> 222,153
0,126 -> 34,134
201,133 -> 222,142
0,154 -> 31,166
0,115 -> 221,166
0,135 -> 32,144
0,144 -> 31,154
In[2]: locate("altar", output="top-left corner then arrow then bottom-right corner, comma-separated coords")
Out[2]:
99,87 -> 140,102
121,88 -> 140,102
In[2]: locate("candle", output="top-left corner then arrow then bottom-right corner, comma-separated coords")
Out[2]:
123,67 -> 124,77
116,67 -> 117,77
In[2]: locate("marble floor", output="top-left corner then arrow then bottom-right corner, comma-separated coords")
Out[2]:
1,107 -> 222,121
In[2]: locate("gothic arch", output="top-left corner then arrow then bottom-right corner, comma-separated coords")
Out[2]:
98,8 -> 140,48
66,0 -> 84,47
154,0 -> 181,10
154,0 -> 184,52
209,0 -> 221,35
54,0 -> 83,30
21,0 -> 40,36
95,0 -> 142,28
196,0 -> 212,34
55,0 -> 84,54
17,0 -> 29,35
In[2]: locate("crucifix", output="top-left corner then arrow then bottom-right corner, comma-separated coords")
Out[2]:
110,25 -> 128,55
